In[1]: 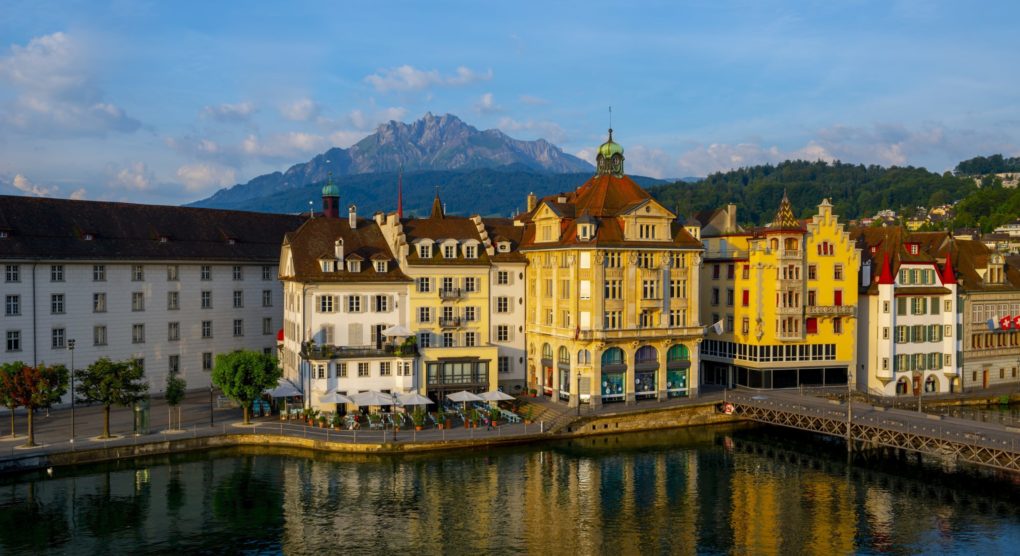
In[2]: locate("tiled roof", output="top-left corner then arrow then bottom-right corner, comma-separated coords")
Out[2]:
767,192 -> 804,232
952,239 -> 1020,293
281,216 -> 410,283
401,208 -> 491,266
482,217 -> 527,263
0,195 -> 304,262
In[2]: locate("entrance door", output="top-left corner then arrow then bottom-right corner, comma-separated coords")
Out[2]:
983,370 -> 989,389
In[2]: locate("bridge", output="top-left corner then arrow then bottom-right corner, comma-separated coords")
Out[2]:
726,388 -> 1020,473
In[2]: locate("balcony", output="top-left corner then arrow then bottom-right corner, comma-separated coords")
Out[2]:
777,330 -> 803,341
776,306 -> 802,316
805,305 -> 856,317
703,249 -> 748,260
575,326 -> 705,342
302,341 -> 418,360
439,288 -> 463,300
605,268 -> 623,280
778,249 -> 801,259
439,317 -> 462,328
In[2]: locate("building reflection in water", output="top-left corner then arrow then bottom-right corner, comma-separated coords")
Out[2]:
0,426 -> 1017,554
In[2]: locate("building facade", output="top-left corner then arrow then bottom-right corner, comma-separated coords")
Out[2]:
518,131 -> 704,406
956,241 -> 1020,390
700,196 -> 860,389
0,195 -> 302,397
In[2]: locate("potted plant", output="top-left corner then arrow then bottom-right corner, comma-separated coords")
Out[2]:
412,407 -> 426,431
522,405 -> 534,424
489,407 -> 501,426
317,414 -> 327,428
307,409 -> 320,426
369,413 -> 382,427
529,388 -> 537,398
331,413 -> 342,430
467,408 -> 479,428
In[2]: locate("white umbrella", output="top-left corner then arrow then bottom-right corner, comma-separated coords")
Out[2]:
266,380 -> 302,398
396,392 -> 434,406
478,391 -> 515,402
319,390 -> 354,404
350,390 -> 397,407
382,324 -> 413,338
447,390 -> 483,403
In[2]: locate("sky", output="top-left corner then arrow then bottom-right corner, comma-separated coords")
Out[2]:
1,0 -> 1018,205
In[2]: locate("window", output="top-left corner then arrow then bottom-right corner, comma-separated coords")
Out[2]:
374,295 -> 389,312
6,330 -> 20,352
496,325 -> 509,342
419,332 -> 432,348
93,265 -> 106,281
374,260 -> 388,273
944,324 -> 952,337
882,327 -> 889,340
169,355 -> 180,374
465,332 -> 477,347
93,325 -> 107,346
167,265 -> 179,281
5,265 -> 20,283
604,311 -> 621,329
944,300 -> 952,313
262,265 -> 273,280
883,300 -> 890,314
605,280 -> 621,300
497,271 -> 509,285
167,291 -> 180,310
132,324 -> 145,343
5,295 -> 19,316
711,288 -> 719,306
807,290 -> 816,306
201,265 -> 212,280
444,244 -> 456,258
337,363 -> 348,378
51,294 -> 65,314
442,332 -> 455,347
606,252 -> 621,268
233,290 -> 244,309
131,265 -> 143,281
496,297 -> 510,313
416,277 -> 432,293
669,309 -> 685,327
418,307 -> 432,323
168,322 -> 180,341
319,295 -> 334,313
741,290 -> 749,307
638,253 -> 655,269
498,356 -> 511,374
834,265 -> 843,280
379,362 -> 392,376
201,291 -> 212,309
808,265 -> 817,280
202,352 -> 213,371
712,264 -> 720,279
727,264 -> 735,279
132,292 -> 144,311
262,290 -> 272,307
643,280 -> 659,299
232,265 -> 243,280
725,288 -> 734,306
358,362 -> 369,377
896,298 -> 906,316
233,319 -> 244,337
464,245 -> 477,259
347,295 -> 361,313
833,318 -> 842,334
464,306 -> 477,321
263,317 -> 272,335
51,265 -> 64,282
834,290 -> 843,306
201,320 -> 212,339
465,277 -> 478,293
419,244 -> 432,258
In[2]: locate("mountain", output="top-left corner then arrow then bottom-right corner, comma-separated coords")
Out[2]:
190,113 -> 593,210
204,165 -> 668,217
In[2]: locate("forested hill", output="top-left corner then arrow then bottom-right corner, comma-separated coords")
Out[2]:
954,154 -> 1020,175
648,160 -> 976,225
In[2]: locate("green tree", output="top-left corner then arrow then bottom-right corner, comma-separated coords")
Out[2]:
211,351 -> 281,424
0,361 -> 26,438
75,358 -> 148,438
0,363 -> 68,447
165,374 -> 187,431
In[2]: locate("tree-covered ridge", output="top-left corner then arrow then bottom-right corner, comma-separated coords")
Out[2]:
954,154 -> 1020,175
648,160 -> 977,226
952,182 -> 1020,232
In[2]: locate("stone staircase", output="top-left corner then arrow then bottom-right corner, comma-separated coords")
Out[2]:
517,396 -> 577,433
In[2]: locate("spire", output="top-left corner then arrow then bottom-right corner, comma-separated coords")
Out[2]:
397,165 -> 404,219
878,252 -> 895,285
941,250 -> 956,285
595,126 -> 625,177
770,190 -> 801,230
430,186 -> 444,219
321,171 -> 340,218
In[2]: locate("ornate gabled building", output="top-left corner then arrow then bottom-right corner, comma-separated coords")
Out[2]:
517,131 -> 704,406
700,195 -> 860,389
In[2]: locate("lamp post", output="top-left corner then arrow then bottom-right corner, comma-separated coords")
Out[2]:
577,373 -> 582,416
68,339 -> 75,442
209,384 -> 214,427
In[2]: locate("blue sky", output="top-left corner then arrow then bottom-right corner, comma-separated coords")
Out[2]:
1,0 -> 1018,204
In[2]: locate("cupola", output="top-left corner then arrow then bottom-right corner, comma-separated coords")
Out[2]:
595,129 -> 625,177
322,172 -> 340,218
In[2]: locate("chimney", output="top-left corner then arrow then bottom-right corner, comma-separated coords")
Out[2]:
334,238 -> 344,261
726,203 -> 737,232
348,205 -> 357,229
527,192 -> 537,212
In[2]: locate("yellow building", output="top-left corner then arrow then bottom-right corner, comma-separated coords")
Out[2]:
518,131 -> 704,406
700,195 -> 860,388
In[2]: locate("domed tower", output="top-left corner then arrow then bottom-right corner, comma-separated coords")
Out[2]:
321,172 -> 340,218
596,129 -> 625,177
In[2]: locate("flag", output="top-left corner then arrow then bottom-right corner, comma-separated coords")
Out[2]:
574,325 -> 580,340
987,318 -> 998,331
710,319 -> 725,334
1014,315 -> 1020,329
1002,315 -> 1014,330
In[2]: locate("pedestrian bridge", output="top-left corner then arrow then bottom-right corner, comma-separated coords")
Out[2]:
726,388 -> 1020,473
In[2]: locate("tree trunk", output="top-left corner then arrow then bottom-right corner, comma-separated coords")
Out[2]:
25,408 -> 35,447
243,405 -> 249,425
168,406 -> 172,431
103,405 -> 111,438
8,408 -> 14,438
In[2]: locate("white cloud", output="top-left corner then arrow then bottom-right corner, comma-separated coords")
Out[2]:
519,94 -> 549,106
364,65 -> 492,92
69,188 -> 86,200
241,132 -> 330,160
0,32 -> 140,136
11,174 -> 58,196
280,98 -> 319,122
107,162 -> 154,190
175,163 -> 236,193
202,101 -> 256,123
497,117 -> 566,143
474,92 -> 501,114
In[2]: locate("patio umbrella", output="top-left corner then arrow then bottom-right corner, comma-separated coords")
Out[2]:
478,391 -> 515,402
350,390 -> 396,407
446,390 -> 483,403
395,392 -> 434,406
382,324 -> 413,338
319,390 -> 354,405
266,380 -> 302,398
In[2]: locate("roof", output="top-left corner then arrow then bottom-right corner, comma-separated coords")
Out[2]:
0,195 -> 304,262
281,216 -> 410,283
482,217 -> 527,263
952,239 -> 1020,293
401,204 -> 491,266
767,192 -> 804,232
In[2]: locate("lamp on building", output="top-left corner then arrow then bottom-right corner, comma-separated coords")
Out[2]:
68,338 -> 75,442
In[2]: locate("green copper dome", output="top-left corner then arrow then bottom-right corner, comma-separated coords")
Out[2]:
597,129 -> 624,158
321,174 -> 339,197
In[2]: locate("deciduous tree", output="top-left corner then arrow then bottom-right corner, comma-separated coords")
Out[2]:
75,358 -> 148,438
211,351 -> 281,425
0,363 -> 68,447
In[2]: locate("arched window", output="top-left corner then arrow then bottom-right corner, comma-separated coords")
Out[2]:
924,375 -> 938,393
635,345 -> 658,364
770,238 -> 779,251
896,377 -> 908,395
577,349 -> 591,365
601,347 -> 624,367
542,343 -> 553,360
667,344 -> 690,361
558,346 -> 570,364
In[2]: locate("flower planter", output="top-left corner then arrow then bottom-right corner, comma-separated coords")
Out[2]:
415,425 -> 423,431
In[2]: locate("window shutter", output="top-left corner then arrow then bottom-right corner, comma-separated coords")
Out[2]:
360,295 -> 367,313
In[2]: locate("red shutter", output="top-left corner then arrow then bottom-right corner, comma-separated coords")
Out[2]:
742,290 -> 749,307
834,290 -> 843,306
806,318 -> 818,334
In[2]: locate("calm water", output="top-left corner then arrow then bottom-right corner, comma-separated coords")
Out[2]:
2,425 -> 1019,555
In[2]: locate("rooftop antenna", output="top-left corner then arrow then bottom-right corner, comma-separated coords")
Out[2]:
308,200 -> 314,218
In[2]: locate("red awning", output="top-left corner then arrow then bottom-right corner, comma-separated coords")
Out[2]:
276,328 -> 285,342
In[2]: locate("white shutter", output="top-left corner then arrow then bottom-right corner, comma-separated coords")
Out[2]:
361,295 -> 368,313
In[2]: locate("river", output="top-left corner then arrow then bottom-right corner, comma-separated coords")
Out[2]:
1,424 -> 1018,555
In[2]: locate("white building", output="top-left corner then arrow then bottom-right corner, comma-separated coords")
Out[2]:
482,218 -> 528,394
0,195 -> 302,396
279,187 -> 416,411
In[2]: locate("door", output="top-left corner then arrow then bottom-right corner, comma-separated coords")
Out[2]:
983,370 -> 989,389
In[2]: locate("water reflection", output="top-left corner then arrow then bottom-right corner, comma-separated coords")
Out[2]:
0,424 -> 1018,555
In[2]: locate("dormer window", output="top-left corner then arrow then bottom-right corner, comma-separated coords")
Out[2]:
320,259 -> 333,273
347,260 -> 361,272
443,244 -> 457,259
418,244 -> 432,258
464,245 -> 476,259
907,243 -> 919,255
498,241 -> 510,252
374,260 -> 387,273
578,224 -> 592,241
83,233 -> 94,241
159,235 -> 169,244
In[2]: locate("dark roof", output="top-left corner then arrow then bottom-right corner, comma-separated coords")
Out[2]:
483,217 -> 527,263
401,212 -> 490,266
0,195 -> 304,262
953,239 -> 1020,293
281,216 -> 410,283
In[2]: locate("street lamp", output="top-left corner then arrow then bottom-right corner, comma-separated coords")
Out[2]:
209,384 -> 214,427
577,373 -> 582,416
68,339 -> 75,442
